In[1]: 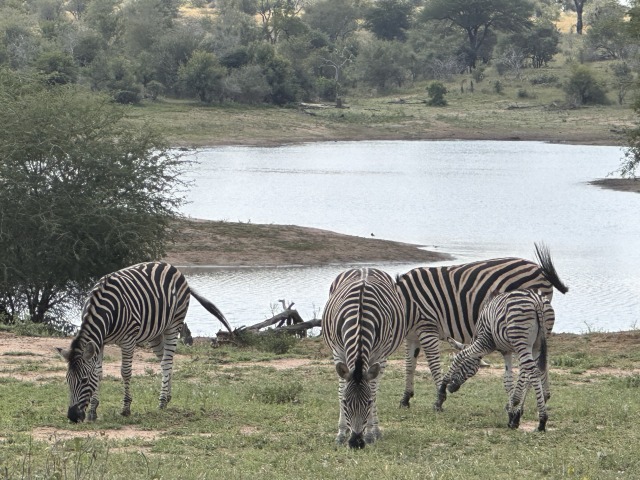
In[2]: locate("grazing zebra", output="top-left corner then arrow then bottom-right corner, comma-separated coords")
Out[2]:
440,289 -> 554,431
322,268 -> 406,448
396,243 -> 567,410
57,261 -> 232,423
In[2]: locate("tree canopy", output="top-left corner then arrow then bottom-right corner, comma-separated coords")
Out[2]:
0,70 -> 189,324
421,0 -> 535,69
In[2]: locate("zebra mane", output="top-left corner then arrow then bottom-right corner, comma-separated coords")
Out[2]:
353,356 -> 364,384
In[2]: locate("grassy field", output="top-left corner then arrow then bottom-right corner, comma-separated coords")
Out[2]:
0,330 -> 638,479
123,39 -> 636,149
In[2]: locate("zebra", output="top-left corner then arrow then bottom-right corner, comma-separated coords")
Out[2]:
321,267 -> 406,448
395,243 -> 567,411
57,261 -> 232,423
439,289 -> 554,432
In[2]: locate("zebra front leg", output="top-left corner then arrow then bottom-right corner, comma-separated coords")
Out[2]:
87,353 -> 103,421
399,332 -> 420,408
120,344 -> 135,417
365,366 -> 385,444
335,377 -> 349,445
158,334 -> 178,409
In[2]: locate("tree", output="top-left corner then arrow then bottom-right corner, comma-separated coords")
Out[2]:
619,97 -> 640,178
584,0 -> 630,59
564,65 -> 609,105
355,39 -> 410,91
506,19 -> 560,68
364,0 -> 414,41
178,50 -> 226,103
303,0 -> 360,42
0,70 -> 189,324
421,0 -> 534,69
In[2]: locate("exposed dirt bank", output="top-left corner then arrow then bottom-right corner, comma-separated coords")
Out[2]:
590,178 -> 640,194
163,218 -> 450,268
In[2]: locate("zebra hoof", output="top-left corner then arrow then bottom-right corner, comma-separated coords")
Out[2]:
399,392 -> 413,408
87,411 -> 97,422
121,408 -> 131,417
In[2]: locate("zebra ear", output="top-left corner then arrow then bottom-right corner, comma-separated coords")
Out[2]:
447,337 -> 466,351
81,341 -> 98,361
336,362 -> 352,381
365,363 -> 381,381
56,347 -> 71,361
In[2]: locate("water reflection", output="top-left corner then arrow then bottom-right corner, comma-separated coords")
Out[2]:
178,141 -> 640,335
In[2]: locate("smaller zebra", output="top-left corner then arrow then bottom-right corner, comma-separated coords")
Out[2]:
57,262 -> 233,423
322,268 -> 406,448
439,289 -> 554,432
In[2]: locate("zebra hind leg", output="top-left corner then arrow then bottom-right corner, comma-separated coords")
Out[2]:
158,333 -> 179,409
399,334 -> 420,408
120,344 -> 135,417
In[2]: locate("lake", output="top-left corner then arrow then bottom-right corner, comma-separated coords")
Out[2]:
178,140 -> 640,336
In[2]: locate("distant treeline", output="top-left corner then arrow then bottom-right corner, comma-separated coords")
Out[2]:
0,0 -> 639,104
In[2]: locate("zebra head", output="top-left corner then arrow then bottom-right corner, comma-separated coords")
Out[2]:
336,359 -> 380,449
56,340 -> 101,423
444,338 -> 481,394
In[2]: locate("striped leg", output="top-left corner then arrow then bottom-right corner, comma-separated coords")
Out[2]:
87,352 -> 103,421
336,377 -> 349,445
120,343 -> 135,417
364,362 -> 386,444
417,327 -> 446,411
508,352 -> 547,431
399,330 -> 421,408
158,331 -> 179,409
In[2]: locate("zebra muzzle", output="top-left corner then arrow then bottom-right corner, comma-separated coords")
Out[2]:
67,405 -> 86,423
348,432 -> 365,449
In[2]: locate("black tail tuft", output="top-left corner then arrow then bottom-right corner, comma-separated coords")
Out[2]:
534,242 -> 569,294
190,289 -> 233,333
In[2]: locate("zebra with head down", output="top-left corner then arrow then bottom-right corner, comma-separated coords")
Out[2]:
440,289 -> 555,431
322,268 -> 407,448
57,261 -> 232,423
395,242 -> 568,411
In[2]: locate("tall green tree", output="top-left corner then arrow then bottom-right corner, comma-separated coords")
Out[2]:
364,0 -> 414,41
0,71 -> 189,323
421,0 -> 534,69
302,0 -> 360,42
178,50 -> 226,103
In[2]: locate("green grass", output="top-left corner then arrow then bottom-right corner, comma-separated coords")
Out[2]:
0,334 -> 639,479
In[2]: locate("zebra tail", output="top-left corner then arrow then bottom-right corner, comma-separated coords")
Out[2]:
190,289 -> 234,334
534,242 -> 569,294
535,304 -> 548,374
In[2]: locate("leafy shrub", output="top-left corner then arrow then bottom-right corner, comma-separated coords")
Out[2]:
426,81 -> 448,106
530,73 -> 559,86
564,66 -> 609,106
234,329 -> 297,354
493,80 -> 503,94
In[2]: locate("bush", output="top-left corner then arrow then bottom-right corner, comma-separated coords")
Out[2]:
530,73 -> 559,86
234,329 -> 298,354
426,81 -> 448,106
564,66 -> 609,106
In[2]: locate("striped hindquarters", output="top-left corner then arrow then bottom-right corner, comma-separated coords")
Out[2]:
397,256 -> 557,344
323,268 -> 406,368
81,261 -> 190,345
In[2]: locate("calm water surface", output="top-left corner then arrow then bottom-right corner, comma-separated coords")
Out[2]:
178,140 -> 640,336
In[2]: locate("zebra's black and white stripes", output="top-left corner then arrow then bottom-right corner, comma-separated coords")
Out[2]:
57,261 -> 232,423
322,268 -> 406,448
396,243 -> 567,410
440,289 -> 554,431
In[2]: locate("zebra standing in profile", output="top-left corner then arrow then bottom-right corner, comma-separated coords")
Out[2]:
57,261 -> 233,423
440,289 -> 554,431
396,243 -> 568,411
322,268 -> 406,448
